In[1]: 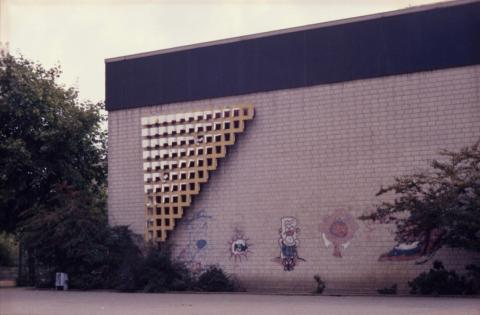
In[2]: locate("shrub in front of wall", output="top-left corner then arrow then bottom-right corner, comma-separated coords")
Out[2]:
465,264 -> 480,294
196,266 -> 235,292
409,261 -> 476,295
105,226 -> 144,292
136,246 -> 193,293
377,284 -> 397,295
313,274 -> 326,294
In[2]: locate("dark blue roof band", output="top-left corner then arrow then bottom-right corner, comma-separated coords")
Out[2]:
105,2 -> 480,111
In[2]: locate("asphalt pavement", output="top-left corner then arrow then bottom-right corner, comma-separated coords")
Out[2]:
1,288 -> 479,315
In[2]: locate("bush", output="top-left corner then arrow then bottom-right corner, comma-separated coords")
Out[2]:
20,209 -> 235,293
196,266 -> 235,292
104,226 -> 144,291
409,261 -> 477,295
377,284 -> 397,295
136,246 -> 192,293
0,233 -> 17,267
465,264 -> 480,293
0,243 -> 14,266
20,218 -> 143,290
313,274 -> 326,294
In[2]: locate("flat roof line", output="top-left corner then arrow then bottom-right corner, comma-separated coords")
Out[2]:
104,0 -> 475,63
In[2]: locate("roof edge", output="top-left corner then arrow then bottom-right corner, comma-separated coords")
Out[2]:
104,0 -> 475,63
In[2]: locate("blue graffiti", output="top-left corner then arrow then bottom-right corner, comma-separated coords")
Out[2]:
177,209 -> 212,273
196,239 -> 207,249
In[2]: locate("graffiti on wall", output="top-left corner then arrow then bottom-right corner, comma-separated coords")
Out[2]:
273,217 -> 305,271
378,228 -> 445,263
319,209 -> 358,258
176,209 -> 212,274
228,228 -> 252,262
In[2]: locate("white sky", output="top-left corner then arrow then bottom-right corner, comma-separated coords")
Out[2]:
5,0 -> 447,103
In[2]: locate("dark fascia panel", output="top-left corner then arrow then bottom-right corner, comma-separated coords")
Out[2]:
105,1 -> 480,111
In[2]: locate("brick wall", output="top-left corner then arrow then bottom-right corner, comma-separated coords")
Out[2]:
108,65 -> 480,294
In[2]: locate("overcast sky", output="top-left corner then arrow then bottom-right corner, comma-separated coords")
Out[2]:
5,0 -> 446,103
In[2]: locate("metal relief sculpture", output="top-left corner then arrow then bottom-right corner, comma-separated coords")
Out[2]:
319,209 -> 358,257
141,105 -> 254,241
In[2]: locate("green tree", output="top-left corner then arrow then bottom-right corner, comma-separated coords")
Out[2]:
19,182 -> 109,288
361,140 -> 480,256
0,54 -> 109,286
0,54 -> 106,233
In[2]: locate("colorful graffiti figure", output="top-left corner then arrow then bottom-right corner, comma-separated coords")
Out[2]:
320,209 -> 359,258
229,231 -> 251,262
379,228 -> 445,263
276,217 -> 305,271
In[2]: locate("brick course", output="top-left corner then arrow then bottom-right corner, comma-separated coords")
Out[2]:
108,65 -> 480,293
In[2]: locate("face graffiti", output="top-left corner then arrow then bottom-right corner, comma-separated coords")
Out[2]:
232,240 -> 247,253
229,231 -> 251,262
273,217 -> 305,271
319,209 -> 358,258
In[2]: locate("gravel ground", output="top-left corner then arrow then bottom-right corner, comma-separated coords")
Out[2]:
1,288 -> 479,315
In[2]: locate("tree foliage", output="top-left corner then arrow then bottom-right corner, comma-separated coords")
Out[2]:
409,260 -> 477,295
0,55 -> 238,292
20,183 -> 111,288
0,54 -> 108,286
0,231 -> 17,266
361,141 -> 480,255
0,54 -> 106,233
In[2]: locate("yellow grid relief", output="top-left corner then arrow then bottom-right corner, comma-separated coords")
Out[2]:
141,105 -> 255,242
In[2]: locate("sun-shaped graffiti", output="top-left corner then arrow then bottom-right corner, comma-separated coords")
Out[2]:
319,209 -> 358,258
228,233 -> 251,262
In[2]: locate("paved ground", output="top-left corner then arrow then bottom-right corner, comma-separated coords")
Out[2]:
1,288 -> 479,315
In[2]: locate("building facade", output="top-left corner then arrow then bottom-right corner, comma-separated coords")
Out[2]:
106,1 -> 480,293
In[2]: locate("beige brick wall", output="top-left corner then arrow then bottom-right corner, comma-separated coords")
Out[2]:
108,65 -> 480,294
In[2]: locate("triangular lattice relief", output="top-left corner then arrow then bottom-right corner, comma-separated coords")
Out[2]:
141,105 -> 254,242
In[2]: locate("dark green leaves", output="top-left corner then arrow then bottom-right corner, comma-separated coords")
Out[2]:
361,141 -> 480,254
0,54 -> 106,233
